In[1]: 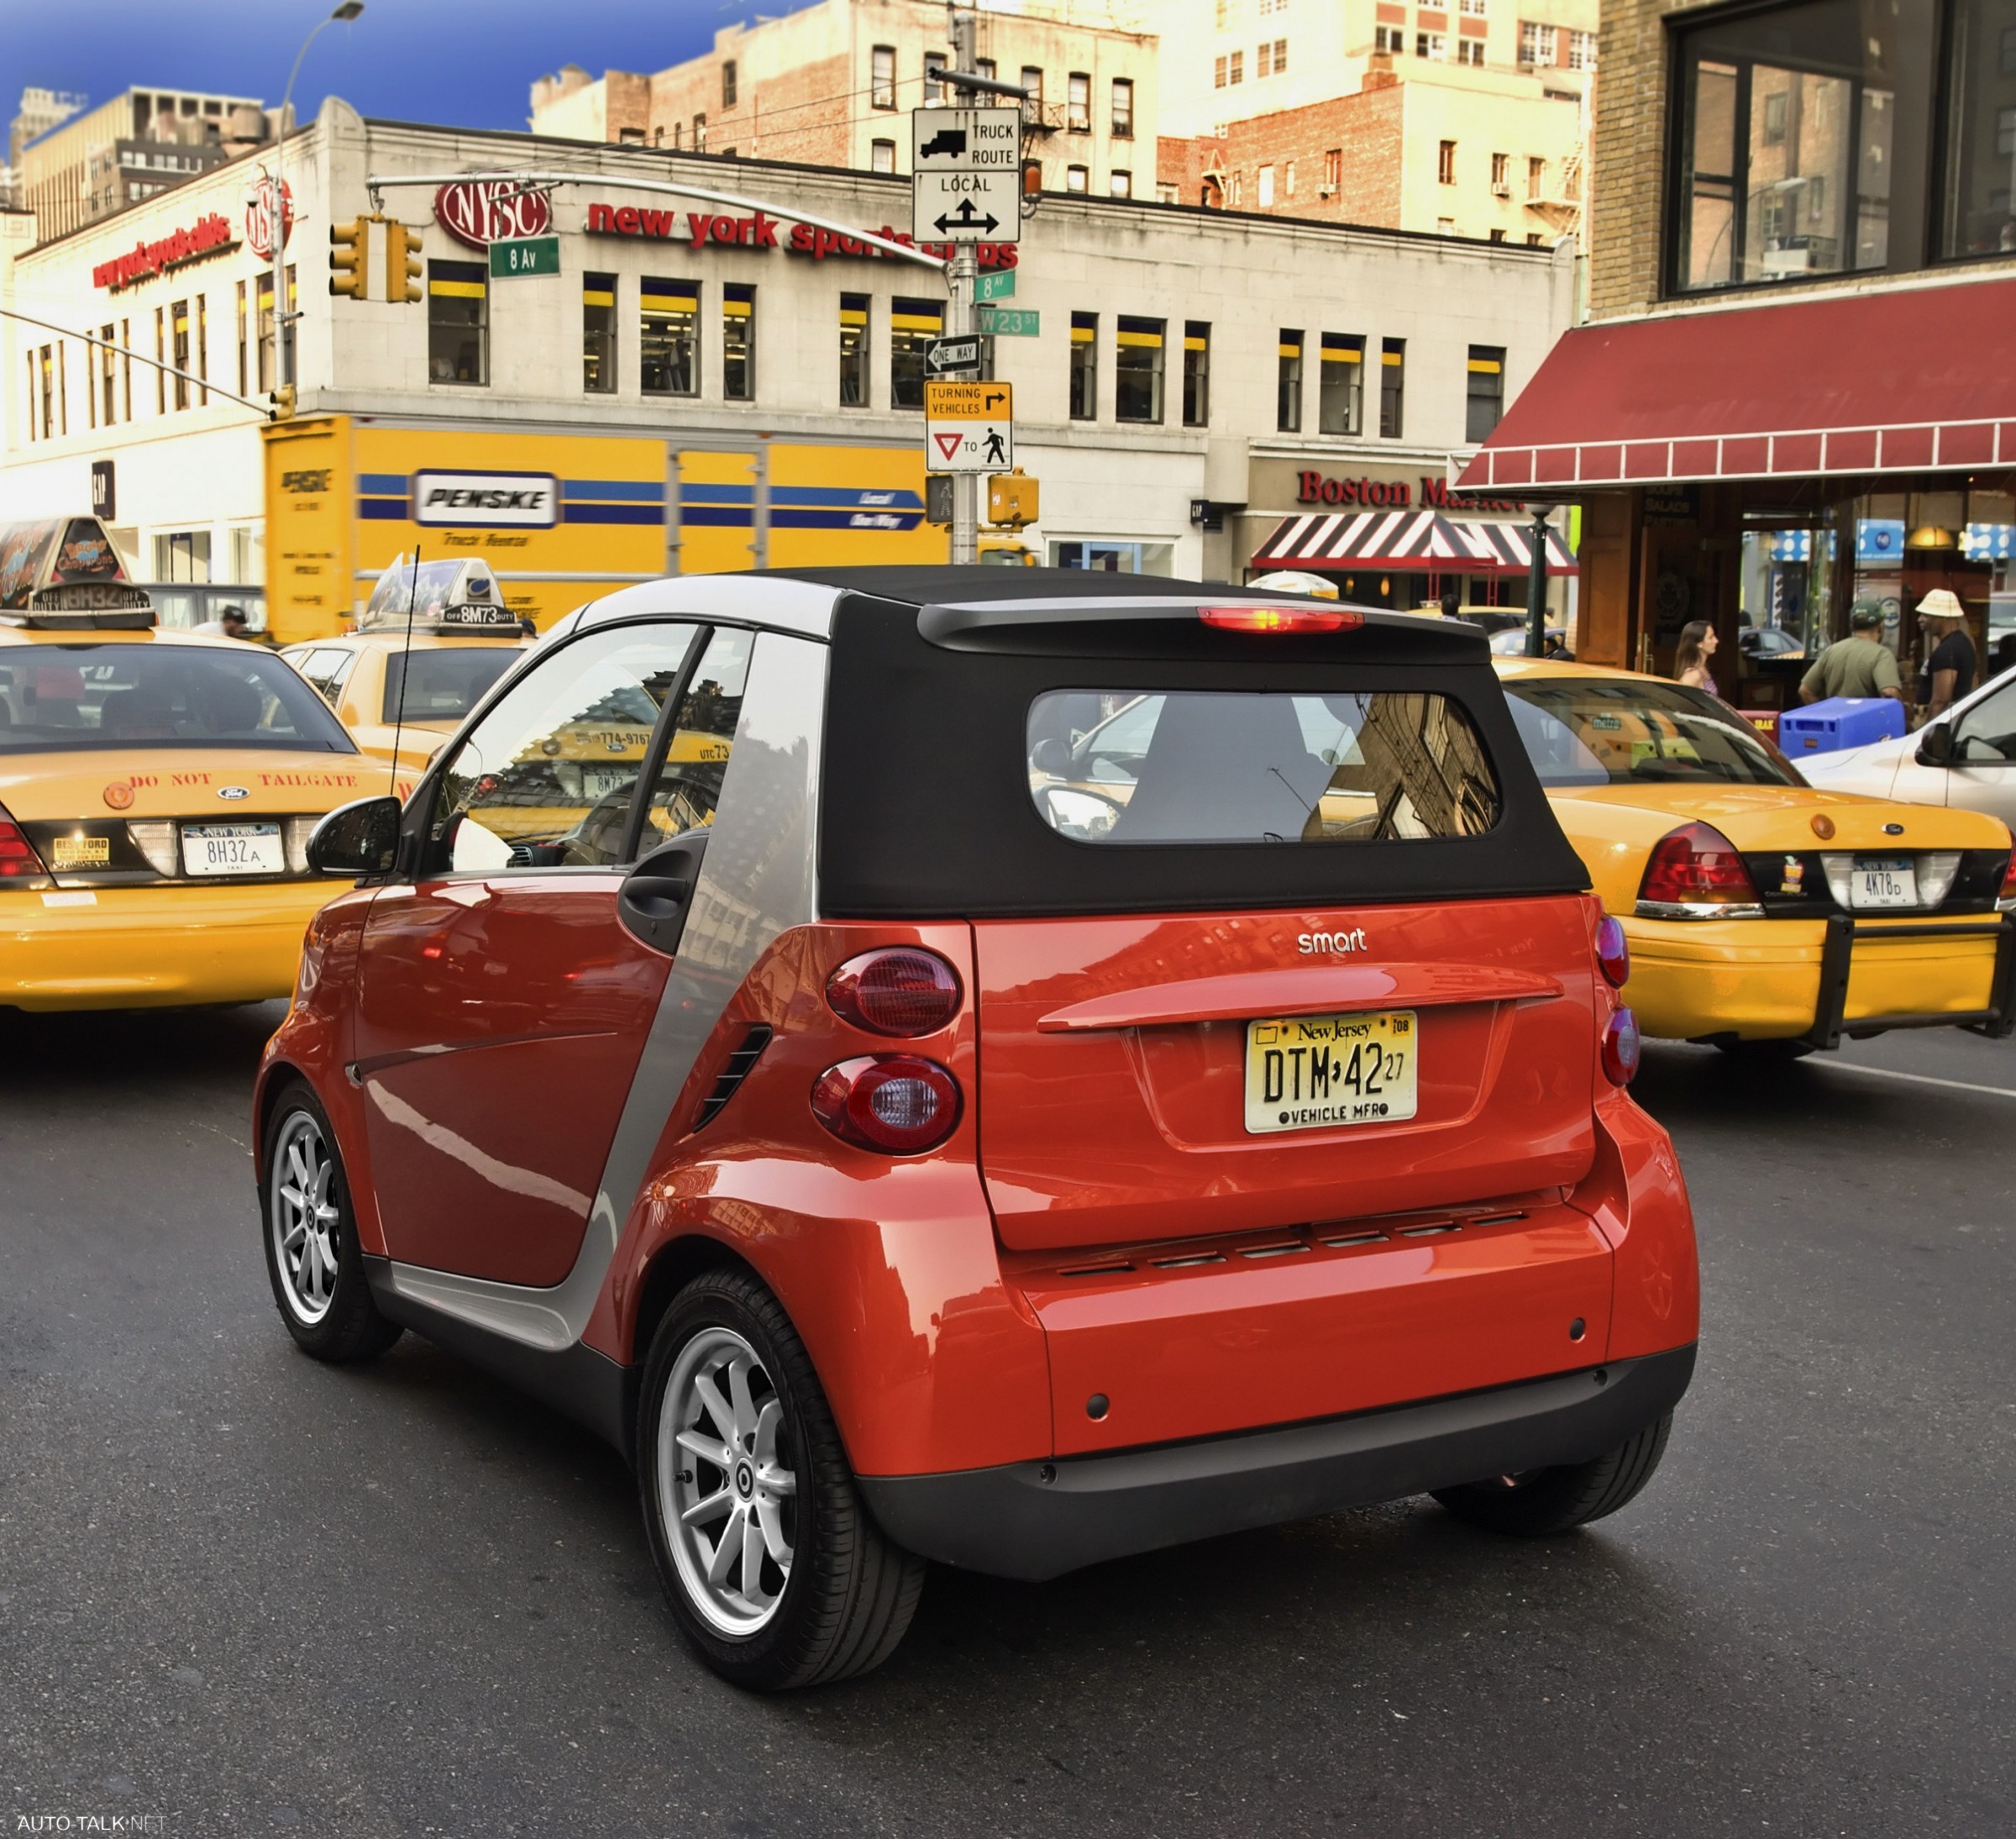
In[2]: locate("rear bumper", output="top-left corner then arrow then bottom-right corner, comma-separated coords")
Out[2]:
858,1343 -> 1695,1581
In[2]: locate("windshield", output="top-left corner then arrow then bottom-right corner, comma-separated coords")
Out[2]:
1503,676 -> 1800,788
0,644 -> 358,754
1027,690 -> 1502,843
382,647 -> 519,723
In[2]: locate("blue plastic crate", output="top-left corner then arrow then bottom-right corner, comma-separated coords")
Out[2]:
1777,696 -> 1908,754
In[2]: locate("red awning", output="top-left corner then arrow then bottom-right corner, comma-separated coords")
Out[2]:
1249,507 -> 1577,575
1457,275 -> 2016,493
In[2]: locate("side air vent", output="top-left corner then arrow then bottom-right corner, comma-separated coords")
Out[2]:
690,1025 -> 773,1132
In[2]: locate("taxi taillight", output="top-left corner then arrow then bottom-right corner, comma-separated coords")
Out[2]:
0,804 -> 50,885
2000,849 -> 2016,912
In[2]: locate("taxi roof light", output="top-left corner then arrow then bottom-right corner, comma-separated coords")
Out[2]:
1199,604 -> 1363,634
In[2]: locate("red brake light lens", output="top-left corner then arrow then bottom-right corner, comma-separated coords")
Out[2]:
1595,913 -> 1630,987
1601,1007 -> 1642,1085
2000,850 -> 2016,908
811,1054 -> 962,1154
1638,822 -> 1760,910
0,805 -> 48,882
827,947 -> 963,1037
1199,604 -> 1363,634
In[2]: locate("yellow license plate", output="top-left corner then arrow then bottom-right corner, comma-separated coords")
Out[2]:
1245,1010 -> 1418,1134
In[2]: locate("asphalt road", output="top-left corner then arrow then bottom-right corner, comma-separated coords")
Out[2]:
3,1001 -> 2013,1837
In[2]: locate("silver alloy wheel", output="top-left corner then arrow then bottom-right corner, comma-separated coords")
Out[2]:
270,1111 -> 341,1326
657,1326 -> 798,1637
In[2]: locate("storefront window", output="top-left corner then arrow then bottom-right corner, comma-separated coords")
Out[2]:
1466,344 -> 1505,442
1069,312 -> 1098,419
1942,0 -> 2016,257
839,292 -> 869,407
890,297 -> 942,410
1050,540 -> 1176,575
1380,338 -> 1405,438
583,272 -> 617,394
722,284 -> 756,401
427,260 -> 488,386
1182,321 -> 1210,427
641,278 -> 699,396
1319,334 -> 1363,436
1278,329 -> 1303,433
1115,315 -> 1164,423
1740,523 -> 1836,660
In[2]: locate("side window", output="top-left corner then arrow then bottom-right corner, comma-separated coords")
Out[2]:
1952,681 -> 2016,763
289,648 -> 349,702
633,626 -> 754,853
428,623 -> 702,874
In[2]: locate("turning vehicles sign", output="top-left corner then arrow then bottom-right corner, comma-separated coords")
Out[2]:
911,107 -> 1022,244
924,381 -> 1013,473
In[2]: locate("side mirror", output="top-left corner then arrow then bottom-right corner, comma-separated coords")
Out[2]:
1031,737 -> 1071,777
1916,722 -> 1955,767
307,796 -> 403,875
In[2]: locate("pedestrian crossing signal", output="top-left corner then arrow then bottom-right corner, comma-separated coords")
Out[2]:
987,470 -> 1037,528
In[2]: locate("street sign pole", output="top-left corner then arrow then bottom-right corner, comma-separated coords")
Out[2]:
947,245 -> 978,565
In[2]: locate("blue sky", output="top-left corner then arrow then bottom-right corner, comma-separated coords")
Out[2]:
3,0 -> 787,138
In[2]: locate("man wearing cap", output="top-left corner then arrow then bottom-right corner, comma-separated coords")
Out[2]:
1798,602 -> 1903,704
1914,589 -> 1977,721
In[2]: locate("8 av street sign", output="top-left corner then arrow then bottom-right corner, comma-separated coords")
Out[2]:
924,379 -> 1014,474
927,334 -> 984,374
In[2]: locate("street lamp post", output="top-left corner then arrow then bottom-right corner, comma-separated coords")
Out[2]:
1525,503 -> 1558,659
272,1 -> 364,399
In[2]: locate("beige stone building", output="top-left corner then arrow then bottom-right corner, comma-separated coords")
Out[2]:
531,0 -> 1159,197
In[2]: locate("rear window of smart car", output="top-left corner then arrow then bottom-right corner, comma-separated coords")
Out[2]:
382,647 -> 519,723
1502,678 -> 1800,790
1027,690 -> 1502,844
0,644 -> 357,754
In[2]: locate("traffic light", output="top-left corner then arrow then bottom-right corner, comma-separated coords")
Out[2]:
268,385 -> 297,422
328,218 -> 370,300
385,218 -> 423,303
987,470 -> 1038,528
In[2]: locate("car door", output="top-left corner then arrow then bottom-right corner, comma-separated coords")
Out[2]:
1942,677 -> 2016,832
353,618 -> 753,1286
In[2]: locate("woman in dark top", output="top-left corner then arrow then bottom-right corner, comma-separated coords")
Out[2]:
1914,590 -> 1977,719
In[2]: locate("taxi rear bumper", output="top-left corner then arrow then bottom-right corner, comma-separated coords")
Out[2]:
0,879 -> 339,1010
1625,912 -> 2015,1044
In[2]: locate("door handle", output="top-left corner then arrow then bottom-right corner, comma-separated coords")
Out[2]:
617,830 -> 711,954
625,874 -> 694,912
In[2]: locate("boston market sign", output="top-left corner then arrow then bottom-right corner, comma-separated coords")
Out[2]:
435,179 -> 554,250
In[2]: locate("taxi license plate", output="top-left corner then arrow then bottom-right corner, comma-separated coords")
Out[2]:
581,768 -> 633,801
1245,1010 -> 1418,1134
181,822 -> 285,876
1851,856 -> 1917,910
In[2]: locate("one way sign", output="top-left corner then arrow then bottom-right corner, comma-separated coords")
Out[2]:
924,379 -> 1014,473
911,168 -> 1021,244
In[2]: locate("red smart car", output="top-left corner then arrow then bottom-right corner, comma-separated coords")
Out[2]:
255,569 -> 1698,1690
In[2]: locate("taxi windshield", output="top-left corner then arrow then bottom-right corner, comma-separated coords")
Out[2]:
0,644 -> 358,754
1502,677 -> 1800,789
382,647 -> 519,723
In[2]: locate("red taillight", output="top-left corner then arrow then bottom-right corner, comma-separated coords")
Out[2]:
1199,604 -> 1363,634
1601,1007 -> 1642,1085
1595,913 -> 1630,987
811,1054 -> 962,1154
1637,822 -> 1761,912
0,806 -> 48,881
2000,850 -> 2016,908
827,947 -> 963,1037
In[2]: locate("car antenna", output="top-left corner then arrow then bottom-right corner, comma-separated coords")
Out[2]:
386,545 -> 420,801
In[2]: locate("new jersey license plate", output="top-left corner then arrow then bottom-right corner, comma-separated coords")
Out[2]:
1851,856 -> 1917,909
1244,1010 -> 1419,1134
181,822 -> 285,876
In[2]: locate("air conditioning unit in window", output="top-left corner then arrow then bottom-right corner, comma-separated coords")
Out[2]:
1318,183 -> 1336,197
1491,180 -> 1511,197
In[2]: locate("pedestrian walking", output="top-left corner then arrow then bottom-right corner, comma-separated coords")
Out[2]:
1914,589 -> 1976,721
1798,602 -> 1903,703
1672,619 -> 1724,698
191,606 -> 249,639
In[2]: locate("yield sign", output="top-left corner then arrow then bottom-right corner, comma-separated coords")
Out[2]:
933,432 -> 964,463
923,378 -> 1015,474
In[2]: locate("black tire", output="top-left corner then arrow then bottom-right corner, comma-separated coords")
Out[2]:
638,1269 -> 924,1691
260,1080 -> 402,1363
1432,1411 -> 1673,1537
1714,1037 -> 1815,1061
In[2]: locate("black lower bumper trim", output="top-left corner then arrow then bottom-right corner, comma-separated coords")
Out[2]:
858,1346 -> 1697,1581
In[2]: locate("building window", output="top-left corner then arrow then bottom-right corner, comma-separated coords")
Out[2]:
1375,24 -> 1404,52
1257,37 -> 1288,76
1457,39 -> 1484,66
1319,333 -> 1363,435
925,52 -> 948,103
1324,146 -> 1343,190
1461,0 -> 1488,13
1021,67 -> 1044,124
1567,29 -> 1595,71
1439,139 -> 1457,184
583,271 -> 617,393
1943,0 -> 2016,257
1526,231 -> 1545,244
1520,21 -> 1557,66
976,58 -> 997,81
1069,311 -> 1098,419
872,45 -> 895,109
1068,72 -> 1090,132
1528,155 -> 1546,199
1259,163 -> 1276,206
101,323 -> 118,426
1438,215 -> 1458,234
722,283 -> 755,401
1110,169 -> 1133,197
171,302 -> 190,409
693,113 -> 707,151
234,284 -> 246,397
1379,338 -> 1405,438
1115,315 -> 1165,423
196,295 -> 207,407
1112,77 -> 1135,137
1466,345 -> 1505,441
1491,151 -> 1509,188
1066,164 -> 1089,192
890,297 -> 942,409
1285,160 -> 1297,195
1416,32 -> 1446,58
1277,328 -> 1303,432
1215,55 -> 1229,87
1182,321 -> 1210,426
1488,228 -> 1508,241
872,139 -> 895,173
154,310 -> 165,413
120,318 -> 131,421
837,292 -> 870,407
641,278 -> 699,395
722,60 -> 738,107
428,260 -> 487,385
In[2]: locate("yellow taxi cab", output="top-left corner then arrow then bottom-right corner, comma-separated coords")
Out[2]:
1495,655 -> 2016,1056
0,515 -> 378,1012
280,557 -> 528,796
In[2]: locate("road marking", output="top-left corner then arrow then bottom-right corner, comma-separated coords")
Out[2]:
1814,1060 -> 2016,1100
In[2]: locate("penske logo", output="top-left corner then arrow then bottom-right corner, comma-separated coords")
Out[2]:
1298,927 -> 1368,954
412,470 -> 559,529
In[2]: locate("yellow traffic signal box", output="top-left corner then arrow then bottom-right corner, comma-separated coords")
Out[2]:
385,219 -> 423,303
328,218 -> 370,300
987,470 -> 1038,528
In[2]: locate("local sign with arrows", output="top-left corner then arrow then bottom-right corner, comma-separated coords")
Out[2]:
911,107 -> 1022,244
924,380 -> 1014,473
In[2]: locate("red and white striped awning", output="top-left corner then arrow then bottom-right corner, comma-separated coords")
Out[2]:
1249,507 -> 1578,576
